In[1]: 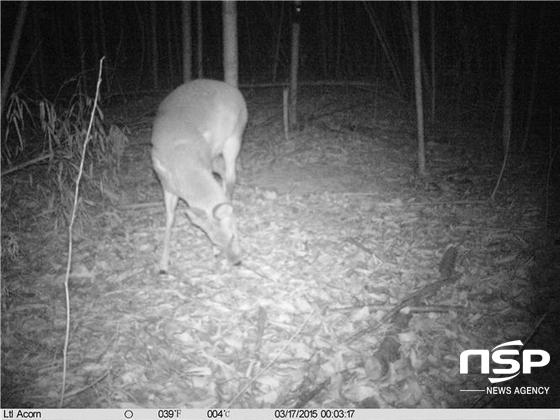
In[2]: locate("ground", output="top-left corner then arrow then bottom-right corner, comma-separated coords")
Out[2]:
2,83 -> 559,408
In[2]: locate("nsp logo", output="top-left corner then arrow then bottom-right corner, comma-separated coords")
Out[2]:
460,340 -> 550,383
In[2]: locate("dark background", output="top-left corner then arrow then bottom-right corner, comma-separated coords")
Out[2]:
2,1 -> 558,139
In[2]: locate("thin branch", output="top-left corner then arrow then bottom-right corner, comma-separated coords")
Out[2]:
59,57 -> 105,408
1,153 -> 53,176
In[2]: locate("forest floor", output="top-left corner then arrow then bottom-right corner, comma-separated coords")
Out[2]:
2,83 -> 559,408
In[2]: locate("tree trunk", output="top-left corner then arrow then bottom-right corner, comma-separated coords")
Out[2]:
196,1 -> 203,78
492,3 -> 518,200
318,2 -> 328,78
222,0 -> 239,86
182,1 -> 192,83
166,3 -> 175,87
430,2 -> 436,122
502,3 -> 517,152
1,0 -> 28,113
411,2 -> 426,176
289,1 -> 301,129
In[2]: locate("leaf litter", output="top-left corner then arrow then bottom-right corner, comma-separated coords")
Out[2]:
2,85 -> 557,408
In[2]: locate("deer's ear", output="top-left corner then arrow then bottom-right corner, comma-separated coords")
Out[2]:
213,203 -> 233,220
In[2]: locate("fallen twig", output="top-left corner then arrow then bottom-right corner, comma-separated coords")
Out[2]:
1,153 -> 53,176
